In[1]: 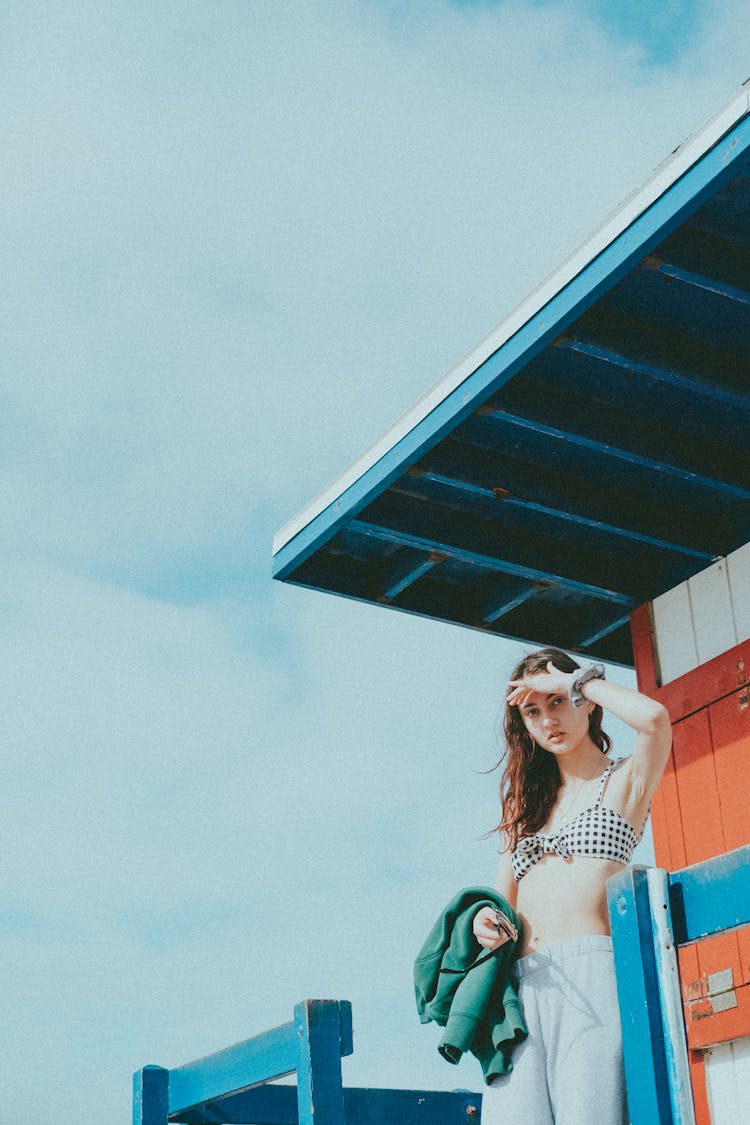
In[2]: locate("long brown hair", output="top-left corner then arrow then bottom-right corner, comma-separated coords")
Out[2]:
495,647 -> 611,851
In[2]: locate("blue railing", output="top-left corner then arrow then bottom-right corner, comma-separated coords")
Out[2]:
133,998 -> 481,1124
608,843 -> 750,1125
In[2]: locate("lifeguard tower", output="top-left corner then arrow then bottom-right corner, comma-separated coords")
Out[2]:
136,83 -> 750,1124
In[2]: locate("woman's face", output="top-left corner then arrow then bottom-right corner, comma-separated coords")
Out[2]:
516,688 -> 593,756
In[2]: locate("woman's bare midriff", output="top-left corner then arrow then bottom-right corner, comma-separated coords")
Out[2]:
514,854 -> 624,957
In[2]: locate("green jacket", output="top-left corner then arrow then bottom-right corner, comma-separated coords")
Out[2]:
414,886 -> 527,1084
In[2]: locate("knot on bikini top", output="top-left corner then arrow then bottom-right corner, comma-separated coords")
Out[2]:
513,833 -> 573,865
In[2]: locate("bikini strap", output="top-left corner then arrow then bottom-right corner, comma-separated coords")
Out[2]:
594,759 -> 618,805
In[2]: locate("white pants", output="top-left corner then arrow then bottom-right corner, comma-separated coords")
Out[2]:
481,935 -> 628,1125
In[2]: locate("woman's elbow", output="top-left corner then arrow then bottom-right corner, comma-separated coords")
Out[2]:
646,700 -> 671,737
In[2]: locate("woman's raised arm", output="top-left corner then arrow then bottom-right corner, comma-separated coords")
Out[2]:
507,660 -> 672,802
579,674 -> 672,801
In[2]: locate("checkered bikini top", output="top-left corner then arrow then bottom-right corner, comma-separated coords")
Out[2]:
511,758 -> 643,882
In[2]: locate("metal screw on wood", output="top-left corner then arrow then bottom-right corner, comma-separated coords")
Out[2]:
465,1105 -> 479,1117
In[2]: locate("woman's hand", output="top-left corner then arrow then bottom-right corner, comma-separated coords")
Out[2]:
506,661 -> 572,708
473,905 -> 517,949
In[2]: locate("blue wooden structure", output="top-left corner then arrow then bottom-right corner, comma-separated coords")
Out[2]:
608,845 -> 750,1124
273,81 -> 750,668
133,999 -> 482,1125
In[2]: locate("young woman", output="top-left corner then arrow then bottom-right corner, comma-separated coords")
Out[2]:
475,646 -> 672,1125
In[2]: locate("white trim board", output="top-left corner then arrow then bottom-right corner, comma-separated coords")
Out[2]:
652,542 -> 750,685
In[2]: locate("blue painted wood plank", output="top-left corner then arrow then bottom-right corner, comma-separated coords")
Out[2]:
455,413 -> 749,558
295,1000 -> 348,1125
419,436 -> 730,557
608,867 -> 674,1124
167,1020 -> 300,1114
381,549 -> 445,601
579,288 -> 749,406
644,869 -> 696,1125
362,488 -> 697,604
341,1087 -> 482,1125
482,586 -> 537,624
576,612 -> 633,649
553,336 -> 750,445
478,407 -> 750,501
668,843 -> 750,945
170,1084 -> 298,1124
171,1085 -> 482,1125
607,257 -> 750,357
490,588 -> 633,657
349,517 -> 637,606
515,344 -> 750,483
656,214 -> 750,295
132,1066 -> 169,1125
407,471 -> 714,560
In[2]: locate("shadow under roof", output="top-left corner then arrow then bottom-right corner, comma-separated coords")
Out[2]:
273,82 -> 750,668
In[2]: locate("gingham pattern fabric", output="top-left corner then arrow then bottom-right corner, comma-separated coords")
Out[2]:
511,759 -> 642,882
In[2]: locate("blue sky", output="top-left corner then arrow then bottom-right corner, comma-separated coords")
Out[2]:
2,2 -> 749,1120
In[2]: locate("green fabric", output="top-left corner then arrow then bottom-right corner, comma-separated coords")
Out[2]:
414,886 -> 527,1084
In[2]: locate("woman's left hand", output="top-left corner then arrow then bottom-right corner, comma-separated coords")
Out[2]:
473,905 -> 518,949
506,661 -> 572,706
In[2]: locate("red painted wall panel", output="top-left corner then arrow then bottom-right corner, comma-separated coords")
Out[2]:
671,710 -> 726,865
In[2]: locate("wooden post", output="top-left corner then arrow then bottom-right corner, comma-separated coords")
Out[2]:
608,866 -> 675,1124
133,1065 -> 169,1125
294,1000 -> 350,1125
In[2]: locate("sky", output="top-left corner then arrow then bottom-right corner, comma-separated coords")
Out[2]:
2,2 -> 749,1120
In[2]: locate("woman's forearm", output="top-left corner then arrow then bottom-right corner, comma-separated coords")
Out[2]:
580,675 -> 670,736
